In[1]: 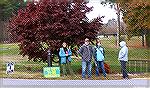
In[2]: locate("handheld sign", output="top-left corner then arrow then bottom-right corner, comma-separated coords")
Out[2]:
6,62 -> 14,74
43,67 -> 60,78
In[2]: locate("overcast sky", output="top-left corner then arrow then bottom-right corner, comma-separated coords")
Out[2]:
86,0 -> 123,23
33,0 -> 122,23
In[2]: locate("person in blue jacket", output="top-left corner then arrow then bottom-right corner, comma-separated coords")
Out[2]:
94,39 -> 107,79
59,42 -> 74,77
118,41 -> 129,79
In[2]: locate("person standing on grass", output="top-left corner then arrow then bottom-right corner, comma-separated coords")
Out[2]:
59,42 -> 74,77
118,41 -> 129,79
94,39 -> 107,79
78,38 -> 94,80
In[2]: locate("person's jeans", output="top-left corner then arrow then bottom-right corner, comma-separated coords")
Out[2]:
95,61 -> 107,77
82,61 -> 92,79
120,60 -> 128,78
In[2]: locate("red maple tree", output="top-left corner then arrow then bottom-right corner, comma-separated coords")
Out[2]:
8,0 -> 103,62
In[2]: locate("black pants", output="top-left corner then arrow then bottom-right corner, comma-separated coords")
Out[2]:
120,60 -> 128,78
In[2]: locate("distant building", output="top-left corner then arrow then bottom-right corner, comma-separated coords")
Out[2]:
99,19 -> 127,36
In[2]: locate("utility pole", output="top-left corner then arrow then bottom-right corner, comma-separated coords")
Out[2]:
115,3 -> 121,48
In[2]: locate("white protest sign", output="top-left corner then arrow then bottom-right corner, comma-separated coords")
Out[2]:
6,62 -> 14,74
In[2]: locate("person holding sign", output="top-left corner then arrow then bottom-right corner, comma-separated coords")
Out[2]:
94,39 -> 107,79
59,42 -> 74,77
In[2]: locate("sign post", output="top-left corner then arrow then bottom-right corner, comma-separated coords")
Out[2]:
44,49 -> 60,78
47,49 -> 52,67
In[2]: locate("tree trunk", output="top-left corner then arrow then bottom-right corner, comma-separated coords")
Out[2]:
146,30 -> 150,48
0,21 -> 3,43
142,34 -> 144,47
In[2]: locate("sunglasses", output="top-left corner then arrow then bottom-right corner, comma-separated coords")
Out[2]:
85,40 -> 89,42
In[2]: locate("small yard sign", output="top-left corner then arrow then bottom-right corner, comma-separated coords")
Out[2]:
43,67 -> 60,78
6,62 -> 14,74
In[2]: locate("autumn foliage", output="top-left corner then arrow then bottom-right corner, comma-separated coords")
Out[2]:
120,0 -> 150,47
8,0 -> 103,62
123,0 -> 150,30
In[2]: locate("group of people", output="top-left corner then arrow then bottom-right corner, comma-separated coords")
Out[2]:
59,38 -> 129,80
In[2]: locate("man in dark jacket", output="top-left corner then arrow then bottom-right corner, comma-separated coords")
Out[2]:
78,38 -> 94,80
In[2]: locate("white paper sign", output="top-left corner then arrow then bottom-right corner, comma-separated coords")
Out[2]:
6,62 -> 14,74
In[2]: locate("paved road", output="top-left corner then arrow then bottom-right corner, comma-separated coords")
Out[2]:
1,78 -> 150,88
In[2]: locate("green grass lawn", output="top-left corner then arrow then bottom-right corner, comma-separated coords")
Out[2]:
0,43 -> 20,55
0,37 -> 150,79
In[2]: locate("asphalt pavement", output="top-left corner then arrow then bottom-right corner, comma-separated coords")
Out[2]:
0,78 -> 150,88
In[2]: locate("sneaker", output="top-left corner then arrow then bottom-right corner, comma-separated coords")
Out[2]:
88,78 -> 92,80
104,77 -> 109,80
123,77 -> 129,80
62,75 -> 66,78
82,78 -> 86,80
